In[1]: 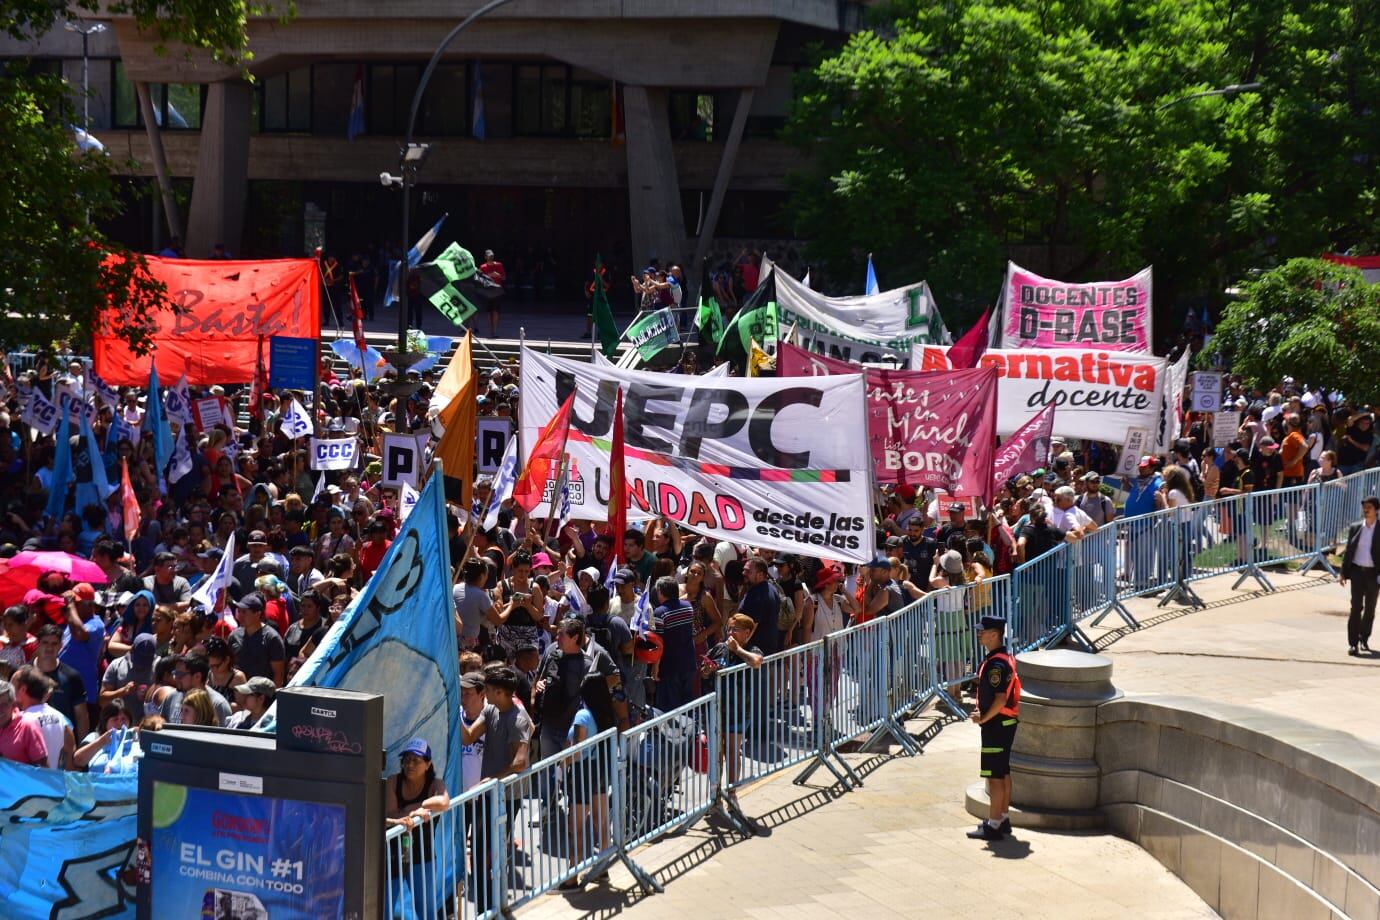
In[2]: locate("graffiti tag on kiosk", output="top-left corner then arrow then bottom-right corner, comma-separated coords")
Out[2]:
290,723 -> 363,755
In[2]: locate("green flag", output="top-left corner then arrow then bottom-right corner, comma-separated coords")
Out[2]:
624,308 -> 681,362
591,257 -> 620,358
417,242 -> 485,327
696,297 -> 725,348
717,272 -> 778,364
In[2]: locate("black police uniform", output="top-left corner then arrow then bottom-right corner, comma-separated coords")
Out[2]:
976,643 -> 1019,780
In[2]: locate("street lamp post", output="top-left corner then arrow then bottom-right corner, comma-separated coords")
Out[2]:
1155,82 -> 1263,113
64,20 -> 108,130
393,0 -> 517,352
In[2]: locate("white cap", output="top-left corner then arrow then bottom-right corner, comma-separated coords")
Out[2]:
579,566 -> 600,582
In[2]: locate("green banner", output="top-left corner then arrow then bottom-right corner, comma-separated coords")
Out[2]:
625,308 -> 681,361
696,297 -> 725,347
430,286 -> 478,327
429,241 -> 477,281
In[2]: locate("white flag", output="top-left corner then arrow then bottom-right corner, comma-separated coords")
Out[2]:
399,481 -> 420,522
165,375 -> 194,425
168,424 -> 193,484
280,398 -> 313,440
192,533 -> 235,609
481,435 -> 519,531
21,389 -> 59,435
312,473 -> 327,503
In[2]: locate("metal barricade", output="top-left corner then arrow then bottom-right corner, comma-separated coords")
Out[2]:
1248,482 -> 1317,567
500,728 -> 650,908
1115,506 -> 1179,602
1010,545 -> 1071,651
620,694 -> 719,851
823,615 -> 918,785
1068,522 -> 1132,634
714,640 -> 845,793
887,598 -> 937,722
384,779 -> 504,920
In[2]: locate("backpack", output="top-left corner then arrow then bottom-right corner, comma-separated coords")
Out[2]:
776,583 -> 801,633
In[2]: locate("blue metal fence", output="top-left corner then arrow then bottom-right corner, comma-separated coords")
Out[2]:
384,469 -> 1368,914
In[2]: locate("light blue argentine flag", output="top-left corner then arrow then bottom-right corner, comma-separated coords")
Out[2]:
482,435 -> 519,531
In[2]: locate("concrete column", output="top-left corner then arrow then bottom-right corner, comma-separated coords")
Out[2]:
622,85 -> 685,272
686,87 -> 753,309
186,80 -> 252,259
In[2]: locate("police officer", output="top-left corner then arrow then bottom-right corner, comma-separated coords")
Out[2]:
967,614 -> 1020,840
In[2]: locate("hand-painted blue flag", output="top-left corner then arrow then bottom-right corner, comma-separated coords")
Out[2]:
76,404 -> 112,514
44,405 -> 72,520
146,362 -> 173,491
865,253 -> 880,296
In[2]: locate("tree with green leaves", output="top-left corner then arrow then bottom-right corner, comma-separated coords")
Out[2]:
1205,258 -> 1380,403
0,1 -> 287,353
786,0 -> 1380,334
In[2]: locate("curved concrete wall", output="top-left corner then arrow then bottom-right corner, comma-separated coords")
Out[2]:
1096,696 -> 1380,920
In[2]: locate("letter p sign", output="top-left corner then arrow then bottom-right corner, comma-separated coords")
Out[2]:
382,433 -> 420,488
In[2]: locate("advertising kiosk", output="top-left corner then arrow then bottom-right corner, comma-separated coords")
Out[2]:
136,688 -> 384,920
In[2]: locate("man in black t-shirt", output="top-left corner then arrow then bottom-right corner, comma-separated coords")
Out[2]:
32,624 -> 87,740
534,618 -> 619,758
901,516 -> 938,581
1251,437 -> 1284,492
1340,413 -> 1375,475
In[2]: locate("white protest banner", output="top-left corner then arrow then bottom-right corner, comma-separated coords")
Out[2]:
310,437 -> 359,471
476,418 -> 514,473
381,432 -> 421,488
1116,428 -> 1152,477
769,257 -> 951,365
21,389 -> 59,435
593,350 -> 731,377
996,262 -> 1152,352
193,396 -> 227,430
1190,371 -> 1224,413
912,344 -> 1167,444
1212,411 -> 1239,447
1153,349 -> 1191,453
520,346 -> 875,563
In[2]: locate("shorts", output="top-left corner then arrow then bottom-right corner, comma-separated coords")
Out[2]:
565,749 -> 611,805
979,718 -> 1018,779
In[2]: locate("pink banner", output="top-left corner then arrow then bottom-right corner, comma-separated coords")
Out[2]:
778,342 -> 998,500
991,404 -> 1055,494
999,262 -> 1152,352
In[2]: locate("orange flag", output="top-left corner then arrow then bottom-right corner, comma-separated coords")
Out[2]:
121,458 -> 140,544
606,388 -> 628,542
513,391 -> 576,513
433,331 -> 478,508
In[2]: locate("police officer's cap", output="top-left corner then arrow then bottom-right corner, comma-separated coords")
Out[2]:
974,615 -> 1007,633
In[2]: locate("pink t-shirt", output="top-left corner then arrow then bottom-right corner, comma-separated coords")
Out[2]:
0,713 -> 48,766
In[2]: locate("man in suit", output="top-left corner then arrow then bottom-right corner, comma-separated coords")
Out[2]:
1340,496 -> 1380,655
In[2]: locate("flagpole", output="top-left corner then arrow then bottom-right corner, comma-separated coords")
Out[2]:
544,453 -> 568,541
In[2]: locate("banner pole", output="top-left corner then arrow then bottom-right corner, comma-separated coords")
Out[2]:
543,453 -> 569,541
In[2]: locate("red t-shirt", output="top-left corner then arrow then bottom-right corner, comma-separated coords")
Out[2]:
480,260 -> 506,286
359,539 -> 392,580
264,598 -> 290,636
740,260 -> 760,293
0,713 -> 48,766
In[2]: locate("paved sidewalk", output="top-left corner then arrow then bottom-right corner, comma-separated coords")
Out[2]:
520,714 -> 1212,920
1085,569 -> 1380,744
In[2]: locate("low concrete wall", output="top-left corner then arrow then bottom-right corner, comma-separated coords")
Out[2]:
1097,695 -> 1380,920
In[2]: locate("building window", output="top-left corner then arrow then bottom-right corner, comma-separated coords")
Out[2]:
417,64 -> 468,136
669,91 -> 714,142
570,78 -> 611,138
260,67 -> 311,133
110,62 -> 202,129
368,64 -> 420,136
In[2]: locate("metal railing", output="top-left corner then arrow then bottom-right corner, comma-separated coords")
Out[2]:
384,468 -> 1375,914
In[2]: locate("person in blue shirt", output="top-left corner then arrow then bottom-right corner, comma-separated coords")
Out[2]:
1123,456 -> 1167,592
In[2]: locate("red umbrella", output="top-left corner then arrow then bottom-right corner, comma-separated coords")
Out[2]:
0,551 -> 109,606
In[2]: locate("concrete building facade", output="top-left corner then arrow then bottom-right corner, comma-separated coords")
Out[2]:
4,2 -> 864,297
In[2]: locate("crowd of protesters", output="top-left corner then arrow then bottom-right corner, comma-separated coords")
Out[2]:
0,339 -> 1370,892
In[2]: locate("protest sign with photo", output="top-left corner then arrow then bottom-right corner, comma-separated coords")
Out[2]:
520,347 -> 875,563
777,341 -> 997,500
913,344 -> 1167,443
996,262 -> 1152,352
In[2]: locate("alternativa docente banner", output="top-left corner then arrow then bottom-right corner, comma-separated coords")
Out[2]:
520,347 -> 876,563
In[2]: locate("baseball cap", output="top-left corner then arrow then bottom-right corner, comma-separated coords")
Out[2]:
401,737 -> 433,761
947,502 -> 966,513
864,556 -> 893,570
1081,471 -> 1101,483
459,672 -> 486,690
611,567 -> 637,585
71,583 -> 96,601
233,676 -> 277,696
974,615 -> 1007,633
248,530 -> 268,545
235,593 -> 265,613
130,633 -> 157,668
198,547 -> 224,561
1138,455 -> 1156,468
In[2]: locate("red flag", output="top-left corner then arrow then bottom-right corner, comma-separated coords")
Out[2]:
513,391 -> 576,513
248,334 -> 269,420
991,403 -> 1056,496
606,388 -> 628,542
947,307 -> 991,369
348,274 -> 368,356
120,458 -> 140,544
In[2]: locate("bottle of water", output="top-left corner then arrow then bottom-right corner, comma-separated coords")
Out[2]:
399,829 -> 412,866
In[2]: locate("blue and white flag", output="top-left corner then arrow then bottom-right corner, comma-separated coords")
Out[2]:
604,555 -> 620,594
631,582 -> 653,634
167,423 -> 193,484
865,253 -> 880,296
108,414 -> 138,448
385,214 -> 448,307
280,398 -> 313,440
347,66 -> 365,141
562,577 -> 586,616
146,362 -> 173,490
286,472 -> 461,791
164,374 -> 193,425
399,481 -> 420,522
481,435 -> 519,531
75,405 -> 112,513
192,532 -> 235,610
44,405 -> 72,520
554,461 -> 572,528
0,760 -> 138,920
20,388 -> 58,436
89,371 -> 120,409
310,436 -> 358,471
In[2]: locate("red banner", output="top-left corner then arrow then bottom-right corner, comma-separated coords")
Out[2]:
778,341 -> 998,501
991,404 -> 1055,495
93,256 -> 320,385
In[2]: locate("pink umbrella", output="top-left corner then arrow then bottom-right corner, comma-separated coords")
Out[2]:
2,551 -> 108,586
